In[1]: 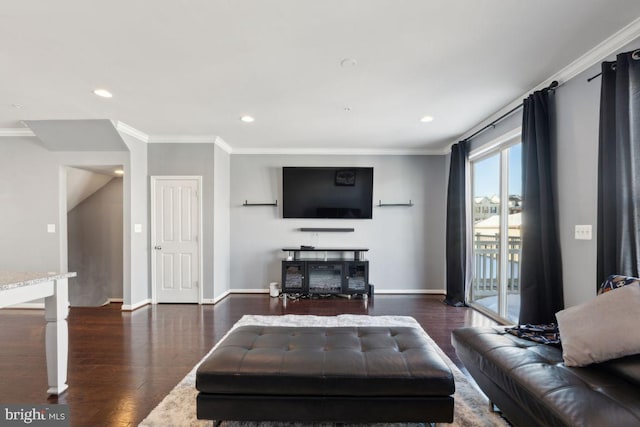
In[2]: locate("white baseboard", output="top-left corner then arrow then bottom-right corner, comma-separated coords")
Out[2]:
207,288 -> 270,305
231,288 -> 270,294
211,290 -> 231,304
4,298 -> 129,310
3,302 -> 45,309
206,288 -> 444,304
374,289 -> 445,295
3,290 -> 445,310
121,298 -> 151,311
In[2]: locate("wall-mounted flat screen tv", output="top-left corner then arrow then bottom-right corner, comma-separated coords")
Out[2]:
283,167 -> 373,219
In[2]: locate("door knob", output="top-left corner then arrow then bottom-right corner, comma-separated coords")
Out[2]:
154,246 -> 162,250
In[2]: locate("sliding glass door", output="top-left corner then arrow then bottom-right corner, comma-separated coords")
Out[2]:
471,143 -> 522,323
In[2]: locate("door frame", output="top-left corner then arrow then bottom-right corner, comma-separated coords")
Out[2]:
150,175 -> 203,304
468,128 -> 521,323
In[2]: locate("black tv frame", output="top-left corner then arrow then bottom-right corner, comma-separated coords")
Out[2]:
282,167 -> 374,219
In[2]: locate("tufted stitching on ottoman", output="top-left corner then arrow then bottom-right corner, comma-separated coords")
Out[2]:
197,326 -> 454,397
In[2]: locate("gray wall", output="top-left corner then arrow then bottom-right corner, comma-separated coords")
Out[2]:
0,137 -> 133,303
147,143 -> 216,299
230,154 -> 447,292
121,133 -> 149,306
466,36 -> 640,308
68,178 -> 123,306
554,62 -> 601,307
0,138 -> 61,272
213,145 -> 231,300
468,112 -> 522,151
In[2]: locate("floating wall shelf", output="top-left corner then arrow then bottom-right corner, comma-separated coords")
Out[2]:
377,200 -> 414,207
299,228 -> 355,232
243,200 -> 278,207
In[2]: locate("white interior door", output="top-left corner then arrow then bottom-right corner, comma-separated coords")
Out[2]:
151,177 -> 201,303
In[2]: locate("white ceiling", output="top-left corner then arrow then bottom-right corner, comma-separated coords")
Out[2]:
3,1 -> 640,152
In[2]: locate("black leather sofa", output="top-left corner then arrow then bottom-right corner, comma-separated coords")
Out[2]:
452,326 -> 640,427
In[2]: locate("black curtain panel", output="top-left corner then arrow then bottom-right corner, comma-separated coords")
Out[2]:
519,90 -> 564,324
444,141 -> 469,307
597,50 -> 640,287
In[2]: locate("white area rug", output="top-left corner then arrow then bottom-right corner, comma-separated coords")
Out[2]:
139,315 -> 508,427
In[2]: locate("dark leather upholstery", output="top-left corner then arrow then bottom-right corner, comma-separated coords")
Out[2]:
452,327 -> 640,427
196,325 -> 454,422
196,394 -> 454,422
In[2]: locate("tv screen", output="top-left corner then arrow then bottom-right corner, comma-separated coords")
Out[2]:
283,167 -> 373,219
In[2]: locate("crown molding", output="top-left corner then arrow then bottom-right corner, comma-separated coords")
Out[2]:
214,137 -> 233,154
0,128 -> 35,137
448,16 -> 640,151
114,121 -> 149,143
0,127 -> 445,154
148,135 -> 218,144
231,147 -> 447,156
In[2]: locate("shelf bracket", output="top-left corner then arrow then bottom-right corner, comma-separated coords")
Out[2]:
377,200 -> 414,207
243,200 -> 278,207
299,228 -> 354,232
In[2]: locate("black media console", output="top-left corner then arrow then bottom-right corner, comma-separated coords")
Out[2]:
281,248 -> 370,297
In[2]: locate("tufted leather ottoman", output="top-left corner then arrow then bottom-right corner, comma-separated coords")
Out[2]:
196,325 -> 454,423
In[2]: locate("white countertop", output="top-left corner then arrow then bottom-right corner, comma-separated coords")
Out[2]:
0,271 -> 77,291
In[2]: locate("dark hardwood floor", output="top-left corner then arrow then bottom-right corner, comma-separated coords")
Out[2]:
0,294 -> 497,426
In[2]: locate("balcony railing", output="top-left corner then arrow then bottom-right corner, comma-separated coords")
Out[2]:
473,233 -> 521,297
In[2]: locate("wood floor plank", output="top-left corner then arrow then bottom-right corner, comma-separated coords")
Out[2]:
0,294 -> 497,426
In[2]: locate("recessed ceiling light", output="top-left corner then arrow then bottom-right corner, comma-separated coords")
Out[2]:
11,103 -> 23,109
93,88 -> 113,98
240,115 -> 255,123
420,115 -> 434,123
114,169 -> 124,176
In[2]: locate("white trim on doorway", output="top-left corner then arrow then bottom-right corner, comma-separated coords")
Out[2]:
150,176 -> 204,304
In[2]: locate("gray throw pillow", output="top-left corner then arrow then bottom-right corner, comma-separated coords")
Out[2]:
556,283 -> 640,367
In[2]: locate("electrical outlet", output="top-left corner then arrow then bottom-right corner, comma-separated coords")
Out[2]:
47,224 -> 56,233
575,225 -> 592,240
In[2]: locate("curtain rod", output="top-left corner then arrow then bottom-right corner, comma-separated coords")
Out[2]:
587,72 -> 602,82
462,80 -> 559,143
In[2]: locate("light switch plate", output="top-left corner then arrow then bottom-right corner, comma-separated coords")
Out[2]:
47,224 -> 56,233
134,224 -> 142,233
575,224 -> 592,240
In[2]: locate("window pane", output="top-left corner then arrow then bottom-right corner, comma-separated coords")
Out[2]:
506,144 -> 522,323
470,142 -> 522,323
472,154 -> 500,310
